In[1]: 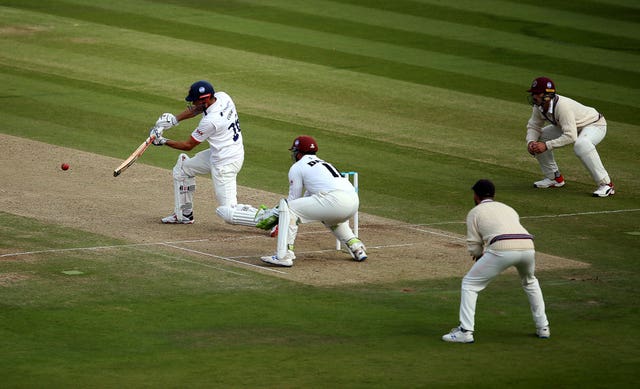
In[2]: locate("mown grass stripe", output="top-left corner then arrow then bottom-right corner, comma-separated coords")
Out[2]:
153,0 -> 640,89
4,0 -> 640,124
231,0 -> 639,74
337,0 -> 640,50
502,0 -> 640,23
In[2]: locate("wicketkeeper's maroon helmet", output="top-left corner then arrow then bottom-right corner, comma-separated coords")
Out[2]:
290,135 -> 318,161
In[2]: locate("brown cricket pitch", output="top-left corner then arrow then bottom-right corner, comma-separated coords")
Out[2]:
0,133 -> 589,286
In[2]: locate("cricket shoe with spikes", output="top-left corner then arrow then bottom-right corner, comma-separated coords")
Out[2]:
161,212 -> 194,224
536,326 -> 551,339
261,250 -> 295,267
533,175 -> 565,188
592,182 -> 615,197
346,238 -> 368,262
442,327 -> 474,343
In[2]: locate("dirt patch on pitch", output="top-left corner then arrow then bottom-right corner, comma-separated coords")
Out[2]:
0,134 -> 589,286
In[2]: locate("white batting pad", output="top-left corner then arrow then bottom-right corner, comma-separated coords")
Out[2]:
216,204 -> 259,226
172,153 -> 195,220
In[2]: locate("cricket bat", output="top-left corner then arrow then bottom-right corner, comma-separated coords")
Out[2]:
113,134 -> 156,177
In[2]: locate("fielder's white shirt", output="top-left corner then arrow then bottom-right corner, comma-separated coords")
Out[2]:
466,199 -> 534,258
190,92 -> 244,165
526,95 -> 604,150
287,154 -> 355,201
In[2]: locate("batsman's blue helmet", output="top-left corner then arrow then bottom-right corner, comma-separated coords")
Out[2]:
185,80 -> 215,102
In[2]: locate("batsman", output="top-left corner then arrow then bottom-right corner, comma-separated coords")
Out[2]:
149,80 -> 266,228
256,135 -> 367,267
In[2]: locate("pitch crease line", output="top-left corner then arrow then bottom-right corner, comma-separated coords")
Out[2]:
161,243 -> 288,274
414,208 -> 640,227
0,239 -> 211,258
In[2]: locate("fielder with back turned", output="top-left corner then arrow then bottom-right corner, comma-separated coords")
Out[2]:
442,179 -> 550,343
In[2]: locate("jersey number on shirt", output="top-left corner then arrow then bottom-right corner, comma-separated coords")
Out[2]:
307,159 -> 341,177
228,119 -> 241,141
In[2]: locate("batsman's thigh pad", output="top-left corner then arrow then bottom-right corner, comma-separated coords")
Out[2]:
211,160 -> 243,207
176,150 -> 211,177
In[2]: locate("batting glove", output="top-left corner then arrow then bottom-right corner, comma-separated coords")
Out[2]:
152,136 -> 168,146
150,127 -> 168,146
150,126 -> 164,139
155,113 -> 178,129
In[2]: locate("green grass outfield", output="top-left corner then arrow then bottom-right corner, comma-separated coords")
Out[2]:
1,0 -> 639,387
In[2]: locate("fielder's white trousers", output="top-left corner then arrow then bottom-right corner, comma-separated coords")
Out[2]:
177,148 -> 243,207
535,123 -> 610,185
459,249 -> 549,332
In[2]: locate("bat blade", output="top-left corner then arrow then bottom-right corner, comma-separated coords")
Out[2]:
113,135 -> 155,177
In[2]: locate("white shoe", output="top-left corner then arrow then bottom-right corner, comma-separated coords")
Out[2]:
442,327 -> 474,343
261,250 -> 295,267
161,212 -> 194,224
346,238 -> 368,261
592,182 -> 615,197
534,175 -> 565,188
536,326 -> 551,339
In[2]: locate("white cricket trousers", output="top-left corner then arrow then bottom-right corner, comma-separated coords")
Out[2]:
459,249 -> 549,332
285,190 -> 360,244
177,148 -> 243,207
535,123 -> 610,185
289,190 -> 359,225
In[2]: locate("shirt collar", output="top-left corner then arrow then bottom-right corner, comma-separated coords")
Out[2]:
538,95 -> 557,115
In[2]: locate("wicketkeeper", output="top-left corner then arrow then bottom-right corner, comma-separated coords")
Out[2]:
256,135 -> 367,267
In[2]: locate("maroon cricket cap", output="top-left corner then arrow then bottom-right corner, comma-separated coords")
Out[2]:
527,77 -> 556,94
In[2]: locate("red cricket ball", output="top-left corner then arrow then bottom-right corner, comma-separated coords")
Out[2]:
61,163 -> 70,171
